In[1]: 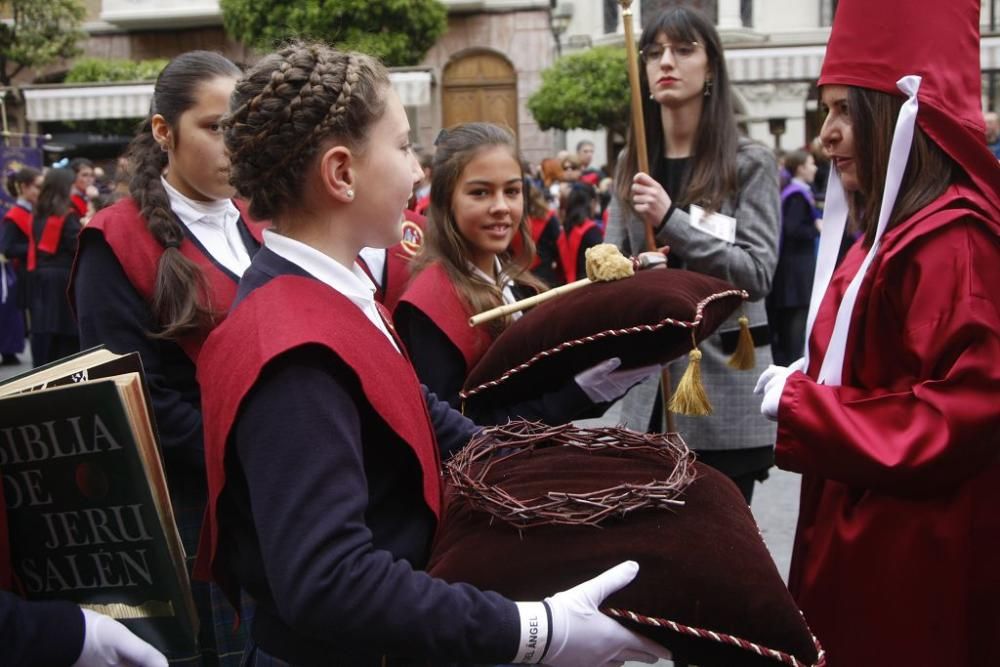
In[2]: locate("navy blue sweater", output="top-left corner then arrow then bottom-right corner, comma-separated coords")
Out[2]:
0,591 -> 84,666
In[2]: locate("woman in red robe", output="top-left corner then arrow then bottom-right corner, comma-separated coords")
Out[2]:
754,0 -> 1000,664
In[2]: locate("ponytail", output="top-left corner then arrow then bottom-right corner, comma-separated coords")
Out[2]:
126,122 -> 213,338
126,50 -> 240,339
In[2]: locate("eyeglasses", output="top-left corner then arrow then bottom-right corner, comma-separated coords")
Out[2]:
640,41 -> 702,64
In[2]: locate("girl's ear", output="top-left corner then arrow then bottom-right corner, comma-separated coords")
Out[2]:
151,114 -> 173,152
319,144 -> 356,204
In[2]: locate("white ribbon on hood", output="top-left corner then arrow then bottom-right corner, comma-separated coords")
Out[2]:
804,75 -> 922,386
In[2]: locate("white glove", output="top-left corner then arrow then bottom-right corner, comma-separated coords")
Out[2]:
575,357 -> 661,404
535,561 -> 670,666
73,609 -> 168,667
753,358 -> 805,421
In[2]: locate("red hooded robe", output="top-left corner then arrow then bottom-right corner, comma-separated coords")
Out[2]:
776,2 -> 1000,665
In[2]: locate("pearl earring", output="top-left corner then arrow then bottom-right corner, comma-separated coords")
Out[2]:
346,189 -> 355,199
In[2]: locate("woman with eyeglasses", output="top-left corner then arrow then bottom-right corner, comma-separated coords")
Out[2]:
604,6 -> 780,503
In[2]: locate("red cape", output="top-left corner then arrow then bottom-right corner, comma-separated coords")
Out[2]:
777,183 -> 1000,665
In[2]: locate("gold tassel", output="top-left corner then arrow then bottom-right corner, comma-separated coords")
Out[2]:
727,315 -> 756,371
669,347 -> 713,416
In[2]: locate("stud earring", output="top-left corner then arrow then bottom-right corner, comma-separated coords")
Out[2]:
649,93 -> 655,100
346,189 -> 355,199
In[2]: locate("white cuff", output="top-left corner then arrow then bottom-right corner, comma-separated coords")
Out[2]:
512,601 -> 551,663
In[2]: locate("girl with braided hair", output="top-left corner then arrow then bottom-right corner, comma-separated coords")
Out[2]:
394,122 -> 659,427
196,42 -> 670,667
71,50 -> 266,666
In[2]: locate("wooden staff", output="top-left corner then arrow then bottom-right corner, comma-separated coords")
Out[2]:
619,0 -> 676,431
469,252 -> 667,327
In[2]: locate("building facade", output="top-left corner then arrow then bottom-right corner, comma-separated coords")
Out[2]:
5,0 -> 999,166
560,0 -> 1000,168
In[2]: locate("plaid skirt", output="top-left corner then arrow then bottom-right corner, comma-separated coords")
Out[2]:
171,470 -> 251,666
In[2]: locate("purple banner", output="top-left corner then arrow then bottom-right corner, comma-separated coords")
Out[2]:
1,138 -> 45,216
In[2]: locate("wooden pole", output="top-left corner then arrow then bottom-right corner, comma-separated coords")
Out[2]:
619,0 -> 676,432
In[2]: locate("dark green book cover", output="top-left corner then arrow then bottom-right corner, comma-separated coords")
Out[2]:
0,377 -> 199,664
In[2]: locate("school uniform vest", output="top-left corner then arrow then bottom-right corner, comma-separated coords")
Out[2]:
70,193 -> 87,218
396,262 -> 494,373
69,197 -> 267,362
557,219 -> 598,283
381,209 -> 425,311
36,214 -> 71,256
3,205 -> 35,271
195,274 -> 442,608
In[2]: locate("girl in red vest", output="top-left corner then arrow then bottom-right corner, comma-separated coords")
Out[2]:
29,168 -> 80,366
0,167 -> 41,365
524,176 -> 563,286
394,123 -> 658,426
556,184 -> 603,284
68,157 -> 95,220
71,51 -> 264,666
197,41 -> 667,667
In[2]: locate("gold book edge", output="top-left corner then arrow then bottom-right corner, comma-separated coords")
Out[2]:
79,599 -> 175,619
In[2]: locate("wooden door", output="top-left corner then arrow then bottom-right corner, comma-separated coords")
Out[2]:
442,52 -> 518,142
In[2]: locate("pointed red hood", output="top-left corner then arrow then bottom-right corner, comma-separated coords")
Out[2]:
819,0 -> 1000,217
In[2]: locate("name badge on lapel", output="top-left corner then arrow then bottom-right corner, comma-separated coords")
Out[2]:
689,204 -> 736,243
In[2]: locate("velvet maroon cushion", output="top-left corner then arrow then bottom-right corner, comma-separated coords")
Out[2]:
461,268 -> 746,406
427,423 -> 823,667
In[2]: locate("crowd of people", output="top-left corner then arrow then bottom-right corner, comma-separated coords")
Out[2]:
1,0 -> 998,665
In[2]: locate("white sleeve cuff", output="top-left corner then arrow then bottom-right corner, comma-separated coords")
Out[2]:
512,601 -> 551,663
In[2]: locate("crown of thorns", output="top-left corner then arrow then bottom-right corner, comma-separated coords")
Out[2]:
445,421 -> 698,529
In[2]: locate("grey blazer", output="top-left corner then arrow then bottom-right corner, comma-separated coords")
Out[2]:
604,138 -> 780,451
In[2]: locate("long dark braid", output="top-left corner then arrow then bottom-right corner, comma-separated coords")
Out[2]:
126,50 -> 241,339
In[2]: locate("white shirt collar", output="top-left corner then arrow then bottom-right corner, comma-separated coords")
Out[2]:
468,257 -> 521,316
15,199 -> 31,211
160,176 -> 238,229
264,229 -> 376,302
264,230 -> 399,351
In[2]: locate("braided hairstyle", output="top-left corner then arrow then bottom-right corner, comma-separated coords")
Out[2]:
125,51 -> 241,339
225,42 -> 389,223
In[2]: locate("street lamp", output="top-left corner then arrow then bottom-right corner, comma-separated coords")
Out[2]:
550,3 -> 574,58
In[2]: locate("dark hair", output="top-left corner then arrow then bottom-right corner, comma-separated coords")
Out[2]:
5,166 -> 41,199
576,140 -> 594,152
225,42 -> 389,223
614,6 -> 739,213
847,86 -> 955,247
525,177 -> 550,220
563,184 -> 597,232
125,50 -> 241,339
783,150 -> 811,178
35,168 -> 76,220
69,157 -> 93,174
414,122 -> 546,336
